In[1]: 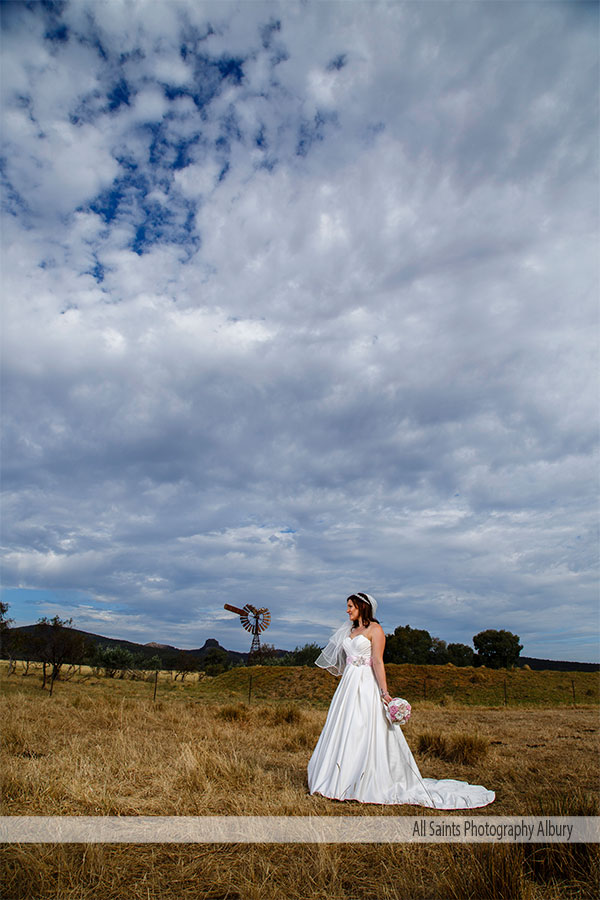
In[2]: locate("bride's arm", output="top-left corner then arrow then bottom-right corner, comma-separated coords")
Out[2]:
371,625 -> 392,703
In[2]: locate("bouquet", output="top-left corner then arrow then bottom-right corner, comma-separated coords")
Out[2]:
383,696 -> 411,726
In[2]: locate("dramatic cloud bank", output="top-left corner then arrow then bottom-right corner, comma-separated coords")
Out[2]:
1,0 -> 598,660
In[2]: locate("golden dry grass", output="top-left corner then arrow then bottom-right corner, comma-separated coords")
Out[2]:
1,665 -> 598,899
417,730 -> 489,766
4,658 -> 599,707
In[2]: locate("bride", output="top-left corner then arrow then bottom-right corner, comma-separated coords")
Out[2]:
307,592 -> 495,809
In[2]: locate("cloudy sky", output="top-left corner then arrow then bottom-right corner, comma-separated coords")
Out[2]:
1,0 -> 598,662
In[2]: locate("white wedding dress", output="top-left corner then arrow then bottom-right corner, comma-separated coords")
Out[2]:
307,633 -> 495,809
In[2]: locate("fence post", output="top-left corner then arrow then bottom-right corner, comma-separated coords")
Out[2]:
423,678 -> 427,701
248,672 -> 253,704
503,679 -> 507,706
153,669 -> 158,702
571,679 -> 576,707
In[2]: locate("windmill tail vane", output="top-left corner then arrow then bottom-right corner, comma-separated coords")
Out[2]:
224,603 -> 271,662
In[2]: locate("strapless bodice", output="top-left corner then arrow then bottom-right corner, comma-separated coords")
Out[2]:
343,633 -> 371,652
343,633 -> 372,666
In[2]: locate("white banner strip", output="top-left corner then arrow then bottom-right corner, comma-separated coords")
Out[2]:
1,816 -> 598,844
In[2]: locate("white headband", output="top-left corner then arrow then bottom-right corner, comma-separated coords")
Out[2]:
352,592 -> 378,616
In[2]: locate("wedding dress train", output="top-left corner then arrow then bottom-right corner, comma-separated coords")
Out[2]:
307,633 -> 495,809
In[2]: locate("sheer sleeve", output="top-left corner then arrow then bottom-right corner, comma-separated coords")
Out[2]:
315,621 -> 351,677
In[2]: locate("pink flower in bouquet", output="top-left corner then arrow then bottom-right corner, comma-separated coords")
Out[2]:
384,697 -> 411,726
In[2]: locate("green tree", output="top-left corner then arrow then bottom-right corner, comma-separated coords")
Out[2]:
144,655 -> 162,672
473,629 -> 523,669
128,652 -> 162,680
257,642 -> 322,666
202,647 -> 231,676
384,625 -> 433,664
429,637 -> 450,665
287,642 -> 322,666
247,642 -> 280,666
94,645 -> 136,678
447,642 -> 475,667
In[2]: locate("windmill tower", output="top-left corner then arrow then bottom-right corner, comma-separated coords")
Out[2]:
224,603 -> 271,662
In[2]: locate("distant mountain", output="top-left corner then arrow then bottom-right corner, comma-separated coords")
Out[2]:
9,624 -> 164,658
4,624 -> 287,667
187,638 -> 249,663
518,656 -> 599,673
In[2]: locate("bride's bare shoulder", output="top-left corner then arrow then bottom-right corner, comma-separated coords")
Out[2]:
368,622 -> 385,638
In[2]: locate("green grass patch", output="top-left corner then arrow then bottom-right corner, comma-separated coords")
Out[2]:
198,662 -> 598,709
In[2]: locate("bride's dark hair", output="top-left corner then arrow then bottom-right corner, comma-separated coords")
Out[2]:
347,593 -> 379,628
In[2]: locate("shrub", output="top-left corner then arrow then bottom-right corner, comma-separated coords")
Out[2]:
264,703 -> 303,725
417,731 -> 488,765
217,703 -> 249,722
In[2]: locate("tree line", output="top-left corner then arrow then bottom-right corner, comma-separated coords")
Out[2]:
0,602 -> 523,686
257,624 -> 523,671
385,624 -> 523,669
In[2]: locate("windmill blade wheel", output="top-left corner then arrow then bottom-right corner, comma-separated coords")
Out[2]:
256,608 -> 271,632
240,604 -> 256,632
239,604 -> 270,634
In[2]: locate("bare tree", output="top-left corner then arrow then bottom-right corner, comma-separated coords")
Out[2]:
0,602 -> 14,670
174,651 -> 198,682
35,616 -> 91,695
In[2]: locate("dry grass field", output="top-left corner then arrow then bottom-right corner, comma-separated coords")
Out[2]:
206,661 -> 599,709
1,664 -> 598,900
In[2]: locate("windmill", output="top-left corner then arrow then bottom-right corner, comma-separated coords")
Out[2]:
224,603 -> 271,662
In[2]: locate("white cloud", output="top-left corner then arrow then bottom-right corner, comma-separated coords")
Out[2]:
1,0 -> 597,661
173,160 -> 222,198
129,87 -> 170,124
